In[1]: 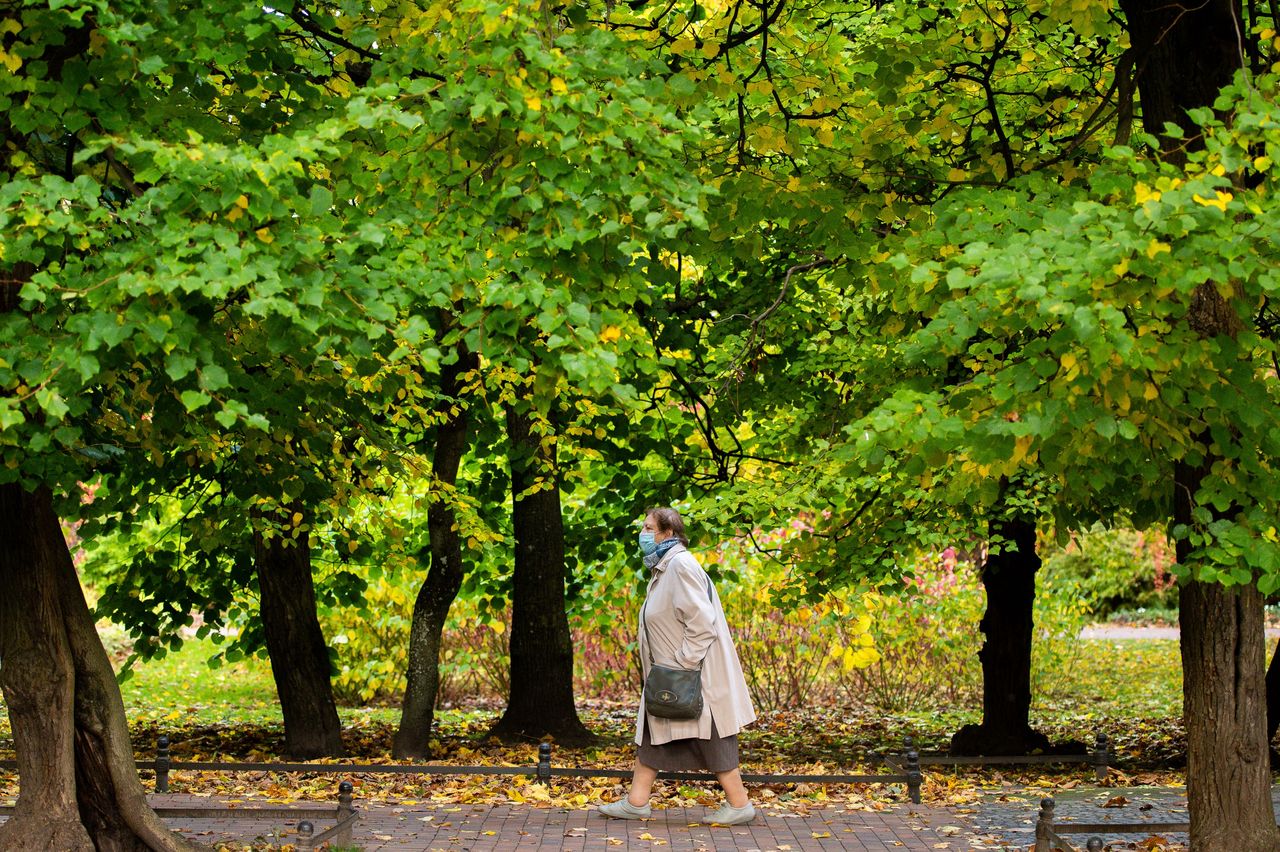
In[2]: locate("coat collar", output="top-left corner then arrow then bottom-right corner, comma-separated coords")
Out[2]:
650,541 -> 687,573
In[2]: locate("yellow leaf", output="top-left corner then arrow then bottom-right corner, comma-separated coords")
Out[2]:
1192,190 -> 1232,212
255,227 -> 274,243
550,76 -> 567,94
525,95 -> 542,112
1255,156 -> 1272,171
1009,434 -> 1033,465
227,206 -> 243,223
600,325 -> 622,343
235,194 -> 249,209
1112,257 -> 1129,277
946,168 -> 966,182
1145,239 -> 1170,259
1133,182 -> 1160,204
291,512 -> 304,526
1060,352 -> 1077,371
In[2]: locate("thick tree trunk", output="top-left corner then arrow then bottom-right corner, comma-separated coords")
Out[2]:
253,520 -> 344,758
488,404 -> 594,746
950,517 -> 1051,756
0,483 -> 199,851
393,349 -> 477,758
1118,1 -> 1280,848
1180,578 -> 1277,850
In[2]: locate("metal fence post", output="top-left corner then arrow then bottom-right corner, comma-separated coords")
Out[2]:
296,820 -> 314,850
155,735 -> 171,794
1034,797 -> 1056,852
335,780 -> 355,845
537,743 -> 552,786
903,739 -> 922,805
1092,732 -> 1110,784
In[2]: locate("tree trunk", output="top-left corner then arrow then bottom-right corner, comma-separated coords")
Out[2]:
1180,578 -> 1277,850
950,517 -> 1051,756
488,403 -> 594,746
0,483 -> 200,852
393,348 -> 477,758
253,519 -> 344,759
1118,1 -> 1280,847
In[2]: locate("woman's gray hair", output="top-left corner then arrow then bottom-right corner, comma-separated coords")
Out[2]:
646,507 -> 689,545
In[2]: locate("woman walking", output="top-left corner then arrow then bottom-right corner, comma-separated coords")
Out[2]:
598,507 -> 758,825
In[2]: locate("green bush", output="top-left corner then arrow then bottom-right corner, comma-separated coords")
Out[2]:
322,577 -> 520,707
1041,526 -> 1177,619
1031,555 -> 1093,700
835,553 -> 985,711
707,526 -> 879,713
317,530 -> 1092,715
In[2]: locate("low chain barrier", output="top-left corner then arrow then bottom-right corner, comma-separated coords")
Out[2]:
0,777 -> 355,849
1032,796 -> 1187,852
149,737 -> 923,804
879,733 -> 1113,784
0,734 -> 924,844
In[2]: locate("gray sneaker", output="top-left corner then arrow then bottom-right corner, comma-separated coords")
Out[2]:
702,802 -> 756,825
598,798 -> 652,819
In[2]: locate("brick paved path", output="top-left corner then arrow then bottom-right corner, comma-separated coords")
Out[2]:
145,795 -> 981,850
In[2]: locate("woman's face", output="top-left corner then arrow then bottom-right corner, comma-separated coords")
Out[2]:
642,514 -> 672,543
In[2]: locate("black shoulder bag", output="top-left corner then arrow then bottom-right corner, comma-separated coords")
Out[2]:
642,572 -> 713,720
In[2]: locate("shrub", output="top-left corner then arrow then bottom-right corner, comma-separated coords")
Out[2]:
322,578 -> 511,707
324,578 -> 413,705
835,552 -> 985,711
1041,525 -> 1177,618
1031,555 -> 1093,700
709,525 -> 879,713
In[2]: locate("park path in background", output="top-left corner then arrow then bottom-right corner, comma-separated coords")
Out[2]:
125,795 -> 982,850
1081,624 -> 1280,640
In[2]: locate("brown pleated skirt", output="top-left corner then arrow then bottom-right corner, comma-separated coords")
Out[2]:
638,716 -> 740,773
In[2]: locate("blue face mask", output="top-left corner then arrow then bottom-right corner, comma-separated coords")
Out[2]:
638,530 -> 658,556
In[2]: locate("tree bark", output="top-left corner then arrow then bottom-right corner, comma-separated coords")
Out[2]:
488,403 -> 594,746
0,483 -> 200,852
950,517 -> 1052,756
1180,577 -> 1277,850
253,519 -> 345,759
393,348 -> 477,758
1117,1 -> 1280,848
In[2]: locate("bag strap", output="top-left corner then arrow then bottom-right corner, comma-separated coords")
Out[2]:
642,568 -> 713,668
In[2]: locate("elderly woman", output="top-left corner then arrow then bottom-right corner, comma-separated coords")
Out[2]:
598,507 -> 757,825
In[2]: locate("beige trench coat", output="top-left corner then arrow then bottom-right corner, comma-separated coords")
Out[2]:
634,543 -> 757,746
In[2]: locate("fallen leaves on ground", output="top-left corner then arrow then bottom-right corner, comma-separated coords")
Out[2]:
0,699 -> 1192,821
